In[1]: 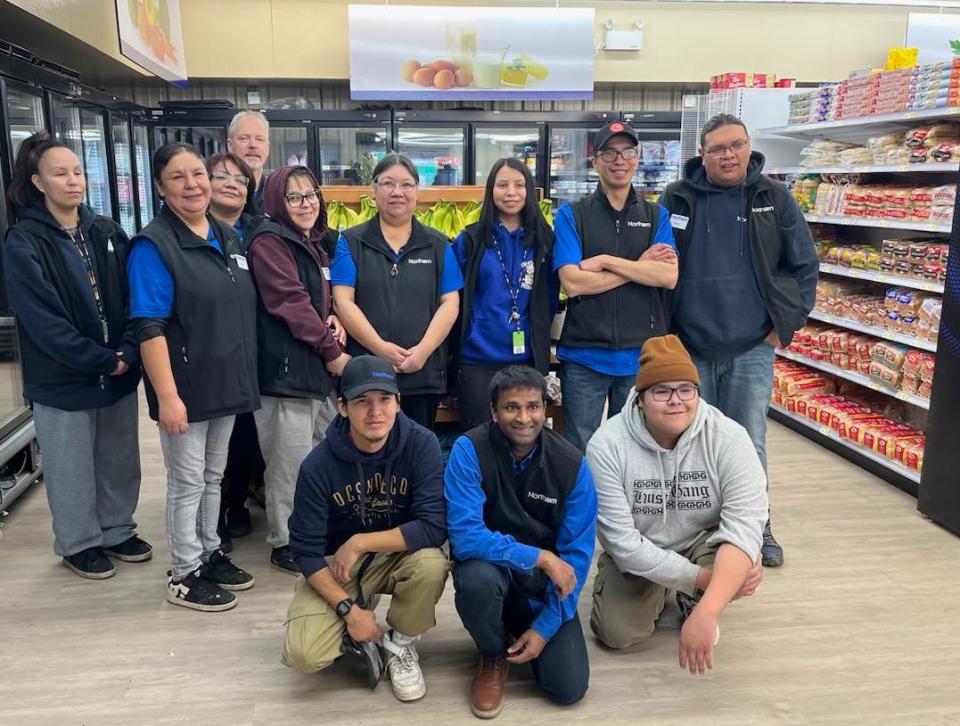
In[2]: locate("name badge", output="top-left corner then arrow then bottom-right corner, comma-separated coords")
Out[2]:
670,214 -> 689,231
512,330 -> 526,356
322,266 -> 331,280
232,254 -> 249,271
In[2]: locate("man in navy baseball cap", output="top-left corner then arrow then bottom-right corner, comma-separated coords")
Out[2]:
282,354 -> 449,702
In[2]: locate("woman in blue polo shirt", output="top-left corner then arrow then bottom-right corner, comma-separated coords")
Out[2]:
452,158 -> 559,430
127,142 -> 259,613
331,153 -> 463,430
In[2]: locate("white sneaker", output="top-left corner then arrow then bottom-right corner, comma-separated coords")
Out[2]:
383,633 -> 426,702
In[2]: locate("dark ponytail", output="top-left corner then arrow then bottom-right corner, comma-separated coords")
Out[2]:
6,132 -> 70,209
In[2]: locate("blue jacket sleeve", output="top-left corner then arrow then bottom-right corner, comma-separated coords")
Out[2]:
653,204 -> 677,250
288,448 -> 333,577
531,459 -> 598,640
440,244 -> 465,295
779,195 -> 819,325
398,428 -> 448,552
330,234 -> 357,287
551,204 -> 583,270
127,239 -> 175,319
444,436 -> 541,571
3,230 -> 118,375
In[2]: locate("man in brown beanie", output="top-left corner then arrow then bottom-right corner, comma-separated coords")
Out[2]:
587,334 -> 768,675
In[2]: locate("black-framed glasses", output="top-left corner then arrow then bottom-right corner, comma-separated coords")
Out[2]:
649,384 -> 699,403
703,139 -> 750,158
597,147 -> 639,162
211,171 -> 249,186
285,189 -> 321,206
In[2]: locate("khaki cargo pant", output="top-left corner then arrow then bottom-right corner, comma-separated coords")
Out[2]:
282,548 -> 450,673
590,530 -> 717,649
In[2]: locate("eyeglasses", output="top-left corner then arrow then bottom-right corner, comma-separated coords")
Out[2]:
376,179 -> 418,193
597,147 -> 639,162
649,384 -> 699,403
703,139 -> 750,158
285,189 -> 321,206
211,171 -> 249,186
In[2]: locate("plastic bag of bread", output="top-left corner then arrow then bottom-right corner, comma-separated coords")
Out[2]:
870,341 -> 909,368
931,184 -> 957,206
919,355 -> 936,383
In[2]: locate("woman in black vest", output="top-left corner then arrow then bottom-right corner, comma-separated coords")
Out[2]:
331,153 -> 463,430
208,151 -> 265,549
3,132 -> 149,579
247,165 -> 350,574
452,158 -> 558,429
128,142 -> 258,612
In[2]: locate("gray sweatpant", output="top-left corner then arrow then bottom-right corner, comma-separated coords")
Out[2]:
159,415 -> 235,580
32,392 -> 141,557
254,395 -> 337,549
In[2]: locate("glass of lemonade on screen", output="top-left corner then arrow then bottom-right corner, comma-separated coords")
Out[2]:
446,23 -> 477,74
474,43 -> 509,89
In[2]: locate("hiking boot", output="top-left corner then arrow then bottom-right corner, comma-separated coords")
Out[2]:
201,550 -> 255,591
471,656 -> 509,718
104,535 -> 153,562
270,546 -> 298,575
167,568 -> 237,612
62,547 -> 115,580
341,632 -> 383,689
383,632 -> 426,702
761,520 -> 784,567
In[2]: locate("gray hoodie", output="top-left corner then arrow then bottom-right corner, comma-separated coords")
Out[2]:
586,390 -> 768,596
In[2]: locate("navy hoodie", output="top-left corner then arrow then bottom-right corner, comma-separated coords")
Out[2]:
671,152 -> 778,360
289,410 -> 448,578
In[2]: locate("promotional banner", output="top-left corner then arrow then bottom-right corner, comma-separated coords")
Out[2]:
115,0 -> 188,88
349,5 -> 595,101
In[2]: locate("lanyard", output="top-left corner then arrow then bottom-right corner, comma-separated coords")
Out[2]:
491,230 -> 530,330
66,225 -> 109,344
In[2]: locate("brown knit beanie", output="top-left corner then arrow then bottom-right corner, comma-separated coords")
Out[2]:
635,334 -> 701,391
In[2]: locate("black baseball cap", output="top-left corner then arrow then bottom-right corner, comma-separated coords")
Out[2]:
594,121 -> 639,151
340,355 -> 399,400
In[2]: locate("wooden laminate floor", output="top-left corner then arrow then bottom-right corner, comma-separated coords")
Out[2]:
1,399 -> 959,726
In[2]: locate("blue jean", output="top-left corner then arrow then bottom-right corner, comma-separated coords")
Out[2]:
453,559 -> 589,706
560,361 -> 635,452
693,342 -> 775,471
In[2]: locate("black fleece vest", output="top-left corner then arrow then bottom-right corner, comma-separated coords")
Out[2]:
342,216 -> 449,395
560,186 -> 668,350
11,215 -> 141,397
135,206 -> 259,422
248,219 -> 333,399
466,422 -> 582,599
455,222 -> 553,375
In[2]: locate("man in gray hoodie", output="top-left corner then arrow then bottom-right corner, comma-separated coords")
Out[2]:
587,334 -> 767,675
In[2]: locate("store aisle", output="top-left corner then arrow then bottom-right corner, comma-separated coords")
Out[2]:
1,396 -> 959,726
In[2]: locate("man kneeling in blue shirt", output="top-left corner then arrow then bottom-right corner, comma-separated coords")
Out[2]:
445,366 -> 597,718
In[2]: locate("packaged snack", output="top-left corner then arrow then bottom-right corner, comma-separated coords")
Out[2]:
871,341 -> 909,368
932,184 -> 957,206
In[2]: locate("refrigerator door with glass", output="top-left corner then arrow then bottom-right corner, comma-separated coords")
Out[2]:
80,108 -> 113,218
469,112 -> 545,189
394,112 -> 467,186
132,122 -> 154,227
620,111 -> 682,202
546,112 -> 620,206
110,114 -> 136,235
312,111 -> 391,187
3,80 -> 45,166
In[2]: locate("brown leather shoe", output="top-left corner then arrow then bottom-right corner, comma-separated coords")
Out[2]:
470,656 -> 509,719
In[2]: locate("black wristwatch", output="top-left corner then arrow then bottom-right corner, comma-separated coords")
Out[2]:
335,597 -> 355,618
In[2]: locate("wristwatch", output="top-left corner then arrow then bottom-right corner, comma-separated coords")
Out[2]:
335,597 -> 355,618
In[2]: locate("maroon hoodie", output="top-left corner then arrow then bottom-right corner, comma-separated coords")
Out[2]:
247,166 -> 341,363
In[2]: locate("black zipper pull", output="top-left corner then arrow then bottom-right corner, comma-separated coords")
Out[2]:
650,314 -> 655,329
616,218 -> 621,235
99,375 -> 105,390
181,346 -> 188,363
283,356 -> 289,375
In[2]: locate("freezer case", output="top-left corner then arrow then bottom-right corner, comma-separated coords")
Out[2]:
468,112 -> 545,188
621,111 -> 682,202
546,112 -> 620,206
393,111 -> 467,187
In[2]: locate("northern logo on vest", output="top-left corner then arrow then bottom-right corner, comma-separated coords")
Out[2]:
527,491 -> 558,505
752,206 -> 775,213
407,258 -> 433,264
627,220 -> 651,228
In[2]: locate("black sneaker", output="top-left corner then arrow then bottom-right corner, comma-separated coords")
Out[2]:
62,547 -> 115,580
341,632 -> 383,689
104,535 -> 153,562
225,507 -> 253,538
761,520 -> 784,567
270,546 -> 298,575
201,550 -> 255,591
167,568 -> 238,612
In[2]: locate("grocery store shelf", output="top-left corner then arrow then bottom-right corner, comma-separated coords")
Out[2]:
819,263 -> 945,294
808,310 -> 937,352
775,348 -> 930,409
759,106 -> 960,136
769,403 -> 920,491
767,163 -> 958,175
804,214 -> 952,233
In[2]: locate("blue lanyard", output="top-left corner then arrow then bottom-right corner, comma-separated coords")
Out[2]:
490,229 -> 530,329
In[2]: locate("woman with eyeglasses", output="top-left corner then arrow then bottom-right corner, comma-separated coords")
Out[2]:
207,151 -> 266,550
246,166 -> 350,574
451,158 -> 559,430
127,142 -> 259,612
3,132 -> 148,580
332,153 -> 463,429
